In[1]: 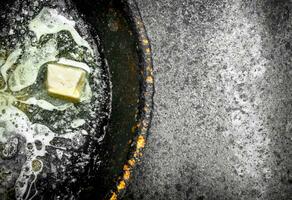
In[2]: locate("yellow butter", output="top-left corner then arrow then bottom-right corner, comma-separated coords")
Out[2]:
46,63 -> 86,103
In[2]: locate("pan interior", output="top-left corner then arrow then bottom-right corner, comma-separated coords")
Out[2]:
0,0 -> 141,199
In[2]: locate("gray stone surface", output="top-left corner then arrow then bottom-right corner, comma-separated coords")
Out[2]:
125,0 -> 292,200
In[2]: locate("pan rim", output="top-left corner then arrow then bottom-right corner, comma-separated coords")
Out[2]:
107,0 -> 154,199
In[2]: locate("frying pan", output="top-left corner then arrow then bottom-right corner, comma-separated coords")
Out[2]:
0,0 -> 154,199
77,0 -> 154,199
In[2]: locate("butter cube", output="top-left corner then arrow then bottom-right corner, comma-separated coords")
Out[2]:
46,63 -> 86,103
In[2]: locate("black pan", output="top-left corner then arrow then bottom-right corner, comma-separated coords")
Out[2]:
75,0 -> 154,199
0,0 -> 154,199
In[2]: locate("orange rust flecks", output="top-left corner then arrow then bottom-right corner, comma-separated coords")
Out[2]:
123,170 -> 131,181
110,128 -> 146,199
128,159 -> 136,167
137,136 -> 146,149
117,180 -> 126,191
109,4 -> 154,200
123,164 -> 130,171
146,76 -> 154,84
110,192 -> 118,200
134,152 -> 139,158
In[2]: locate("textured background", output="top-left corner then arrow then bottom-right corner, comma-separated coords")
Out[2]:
125,0 -> 292,199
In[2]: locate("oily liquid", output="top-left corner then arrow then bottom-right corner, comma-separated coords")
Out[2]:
0,4 -> 108,200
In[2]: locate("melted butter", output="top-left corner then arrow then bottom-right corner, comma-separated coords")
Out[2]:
0,58 -> 4,66
0,6 -> 97,199
0,47 -> 22,89
0,106 -> 55,199
71,119 -> 85,128
8,38 -> 58,92
57,58 -> 91,73
0,7 -> 94,110
0,92 -> 16,108
29,7 -> 94,55
21,97 -> 73,111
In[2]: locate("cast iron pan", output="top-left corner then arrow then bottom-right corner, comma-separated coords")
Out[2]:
0,0 -> 154,199
75,0 -> 154,199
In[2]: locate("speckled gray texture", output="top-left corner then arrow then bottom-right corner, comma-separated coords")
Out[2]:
125,0 -> 292,200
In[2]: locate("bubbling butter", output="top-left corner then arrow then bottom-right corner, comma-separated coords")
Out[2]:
29,8 -> 94,55
0,6 -> 94,109
0,47 -> 22,89
0,5 -> 100,200
8,38 -> 58,92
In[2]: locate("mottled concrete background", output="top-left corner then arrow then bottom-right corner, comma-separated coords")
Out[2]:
125,0 -> 292,199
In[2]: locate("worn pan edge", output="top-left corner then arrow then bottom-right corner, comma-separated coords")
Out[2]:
107,0 -> 154,199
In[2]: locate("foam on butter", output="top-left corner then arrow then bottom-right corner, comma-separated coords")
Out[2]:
0,6 -> 97,200
0,47 -> 22,89
8,38 -> 58,92
29,7 -> 94,55
0,7 -> 93,110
